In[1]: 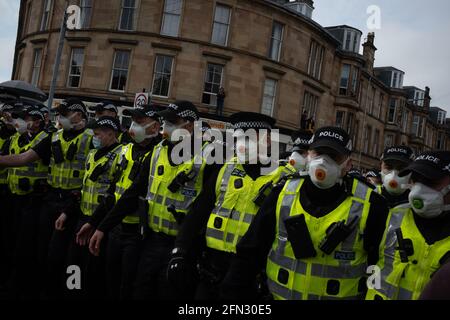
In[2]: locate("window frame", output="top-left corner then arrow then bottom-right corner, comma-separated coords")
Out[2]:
31,48 -> 43,87
268,21 -> 284,62
202,62 -> 224,106
151,54 -> 175,98
211,3 -> 232,46
118,0 -> 139,32
40,0 -> 52,31
339,64 -> 351,96
109,50 -> 131,92
160,0 -> 183,37
261,78 -> 278,117
67,47 -> 85,88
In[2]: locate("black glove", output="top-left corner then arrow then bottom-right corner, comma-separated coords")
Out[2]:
167,247 -> 194,292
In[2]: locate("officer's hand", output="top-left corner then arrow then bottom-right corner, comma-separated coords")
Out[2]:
76,223 -> 94,246
167,248 -> 190,290
89,230 -> 104,256
55,213 -> 67,231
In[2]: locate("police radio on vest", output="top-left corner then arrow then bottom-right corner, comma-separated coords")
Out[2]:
319,131 -> 344,141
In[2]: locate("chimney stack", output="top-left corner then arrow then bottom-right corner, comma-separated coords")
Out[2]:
363,32 -> 377,74
424,86 -> 431,109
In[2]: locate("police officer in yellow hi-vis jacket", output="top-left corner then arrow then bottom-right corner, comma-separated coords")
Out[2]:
76,104 -> 162,299
0,102 -> 19,288
366,151 -> 450,300
220,126 -> 390,300
89,101 -> 132,145
377,146 -> 415,209
0,97 -> 93,298
88,101 -> 219,300
3,105 -> 48,298
167,112 -> 297,300
59,116 -> 123,299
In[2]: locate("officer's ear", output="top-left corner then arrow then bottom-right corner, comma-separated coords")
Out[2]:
342,156 -> 353,175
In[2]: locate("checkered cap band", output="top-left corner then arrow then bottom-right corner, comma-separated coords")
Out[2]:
233,121 -> 272,130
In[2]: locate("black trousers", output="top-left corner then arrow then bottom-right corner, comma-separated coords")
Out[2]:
195,249 -> 232,301
0,185 -> 14,289
133,232 -> 195,300
41,191 -> 80,299
65,215 -> 107,300
105,223 -> 142,300
8,194 -> 42,299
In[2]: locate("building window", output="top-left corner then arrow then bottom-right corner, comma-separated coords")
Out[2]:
385,134 -> 394,148
343,29 -> 361,53
119,0 -> 138,31
307,41 -> 324,80
437,111 -> 446,125
437,132 -> 445,149
22,1 -> 32,37
269,21 -> 283,61
335,111 -> 345,128
373,129 -> 380,157
391,71 -> 404,88
211,4 -> 231,46
346,112 -> 354,135
152,55 -> 174,97
377,93 -> 384,120
67,48 -> 84,88
364,126 -> 372,154
31,48 -> 43,86
370,87 -> 376,115
411,115 -> 420,136
403,110 -> 409,133
387,98 -> 397,123
339,64 -> 351,95
303,91 -> 318,131
161,0 -> 183,37
80,0 -> 92,28
261,79 -> 277,116
40,0 -> 52,31
351,67 -> 359,95
419,117 -> 425,138
202,63 -> 223,106
110,50 -> 130,92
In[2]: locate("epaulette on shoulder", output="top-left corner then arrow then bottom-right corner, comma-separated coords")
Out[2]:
275,172 -> 302,188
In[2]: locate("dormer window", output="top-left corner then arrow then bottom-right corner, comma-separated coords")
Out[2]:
343,29 -> 361,53
286,1 -> 313,19
391,71 -> 404,88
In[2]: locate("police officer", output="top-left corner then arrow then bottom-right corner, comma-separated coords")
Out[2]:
0,97 -> 93,298
167,112 -> 297,300
0,102 -> 17,288
366,151 -> 450,300
88,101 -> 218,300
365,168 -> 382,189
6,105 -> 49,298
221,126 -> 389,300
76,104 -> 162,299
63,116 -> 123,299
286,130 -> 313,173
89,101 -> 131,145
378,146 -> 415,208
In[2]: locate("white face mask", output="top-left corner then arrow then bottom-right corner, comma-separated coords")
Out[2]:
58,114 -> 75,130
235,138 -> 258,163
14,118 -> 28,134
235,133 -> 269,164
92,136 -> 103,149
129,121 -> 157,143
409,183 -> 450,218
162,121 -> 188,142
308,154 -> 347,189
288,151 -> 308,172
381,170 -> 411,195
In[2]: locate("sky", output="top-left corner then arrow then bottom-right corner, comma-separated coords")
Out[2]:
0,0 -> 449,112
